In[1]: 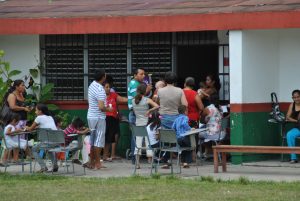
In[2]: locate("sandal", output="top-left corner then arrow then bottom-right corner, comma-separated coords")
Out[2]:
103,158 -> 113,162
183,163 -> 190,168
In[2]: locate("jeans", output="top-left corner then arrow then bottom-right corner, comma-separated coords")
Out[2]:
32,143 -> 58,169
287,128 -> 300,160
128,111 -> 136,163
177,136 -> 192,163
161,114 -> 179,129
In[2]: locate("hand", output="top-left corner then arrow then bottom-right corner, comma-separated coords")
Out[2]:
24,106 -> 31,112
15,128 -> 23,133
146,84 -> 153,93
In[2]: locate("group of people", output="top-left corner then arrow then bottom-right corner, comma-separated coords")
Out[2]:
0,67 -> 224,172
127,68 -> 223,168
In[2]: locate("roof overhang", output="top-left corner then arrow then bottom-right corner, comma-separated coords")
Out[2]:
1,11 -> 300,34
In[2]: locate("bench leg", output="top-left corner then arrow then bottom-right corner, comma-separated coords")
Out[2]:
213,148 -> 218,173
221,152 -> 227,172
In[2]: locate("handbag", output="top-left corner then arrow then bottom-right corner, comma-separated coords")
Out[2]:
0,101 -> 13,125
269,92 -> 285,123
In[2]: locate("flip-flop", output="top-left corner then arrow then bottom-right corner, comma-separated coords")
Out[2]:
103,158 -> 113,162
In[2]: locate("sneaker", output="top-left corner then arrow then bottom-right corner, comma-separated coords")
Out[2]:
72,159 -> 82,165
290,160 -> 298,164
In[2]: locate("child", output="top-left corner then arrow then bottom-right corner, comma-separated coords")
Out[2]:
152,80 -> 165,103
26,103 -> 58,173
197,81 -> 209,99
63,117 -> 90,165
146,110 -> 161,149
2,113 -> 32,163
172,105 -> 192,168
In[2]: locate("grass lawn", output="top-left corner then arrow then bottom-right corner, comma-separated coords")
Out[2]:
0,173 -> 299,201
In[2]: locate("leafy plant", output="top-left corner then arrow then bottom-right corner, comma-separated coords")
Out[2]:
0,50 -> 21,104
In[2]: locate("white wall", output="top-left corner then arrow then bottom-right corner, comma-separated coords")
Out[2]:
0,35 -> 40,82
278,29 -> 300,102
230,29 -> 300,104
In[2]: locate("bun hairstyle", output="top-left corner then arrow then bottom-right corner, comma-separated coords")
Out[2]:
134,83 -> 147,105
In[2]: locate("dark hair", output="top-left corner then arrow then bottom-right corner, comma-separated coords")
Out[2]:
105,74 -> 114,86
7,112 -> 20,125
3,79 -> 24,103
207,74 -> 221,91
94,69 -> 106,81
147,110 -> 161,131
185,77 -> 195,88
133,68 -> 145,76
209,93 -> 220,109
36,103 -> 50,116
199,81 -> 206,89
134,84 -> 147,105
53,116 -> 62,126
164,71 -> 177,84
178,105 -> 187,115
292,89 -> 300,96
71,117 -> 85,129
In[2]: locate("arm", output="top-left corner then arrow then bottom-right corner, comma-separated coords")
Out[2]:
116,95 -> 128,104
145,99 -> 160,116
6,127 -> 22,135
7,94 -> 30,112
195,94 -> 204,113
98,100 -> 113,112
77,127 -> 90,135
181,91 -> 188,106
26,122 -> 38,131
286,103 -> 297,122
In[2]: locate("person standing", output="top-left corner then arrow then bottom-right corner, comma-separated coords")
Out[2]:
127,68 -> 151,163
87,69 -> 112,170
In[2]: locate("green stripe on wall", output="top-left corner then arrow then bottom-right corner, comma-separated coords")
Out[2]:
230,112 -> 282,164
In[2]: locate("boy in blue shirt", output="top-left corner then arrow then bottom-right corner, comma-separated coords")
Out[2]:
172,105 -> 192,168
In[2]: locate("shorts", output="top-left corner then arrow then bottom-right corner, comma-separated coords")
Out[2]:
88,118 -> 106,148
105,116 -> 120,144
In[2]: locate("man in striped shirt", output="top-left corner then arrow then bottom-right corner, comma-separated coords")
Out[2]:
87,69 -> 112,170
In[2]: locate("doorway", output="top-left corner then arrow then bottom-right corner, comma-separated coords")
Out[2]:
176,45 -> 219,89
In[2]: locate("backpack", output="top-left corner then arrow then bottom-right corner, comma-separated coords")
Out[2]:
269,92 -> 285,123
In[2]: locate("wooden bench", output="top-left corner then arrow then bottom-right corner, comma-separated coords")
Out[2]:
212,145 -> 300,173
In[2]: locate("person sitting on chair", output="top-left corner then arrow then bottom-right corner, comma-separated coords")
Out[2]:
198,94 -> 222,158
286,89 -> 300,163
172,105 -> 192,168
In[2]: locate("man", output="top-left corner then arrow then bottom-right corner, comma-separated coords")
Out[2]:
87,69 -> 112,170
127,68 -> 152,163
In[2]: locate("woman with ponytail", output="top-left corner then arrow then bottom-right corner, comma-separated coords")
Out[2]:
132,83 -> 159,168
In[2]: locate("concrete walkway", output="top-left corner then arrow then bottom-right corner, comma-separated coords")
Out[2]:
1,158 -> 300,182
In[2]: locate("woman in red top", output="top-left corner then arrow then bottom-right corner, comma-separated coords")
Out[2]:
183,77 -> 204,128
103,82 -> 128,161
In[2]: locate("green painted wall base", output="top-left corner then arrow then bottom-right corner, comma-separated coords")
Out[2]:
230,112 -> 282,164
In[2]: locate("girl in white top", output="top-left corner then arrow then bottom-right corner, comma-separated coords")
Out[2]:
3,113 -> 32,163
26,103 -> 57,131
146,110 -> 161,147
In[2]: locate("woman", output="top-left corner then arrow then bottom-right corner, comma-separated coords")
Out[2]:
103,82 -> 128,161
5,80 -> 31,128
202,74 -> 221,107
286,89 -> 300,163
183,77 -> 204,128
157,71 -> 188,129
132,84 -> 159,168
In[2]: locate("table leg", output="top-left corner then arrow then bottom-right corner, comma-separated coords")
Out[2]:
221,152 -> 227,172
213,148 -> 218,173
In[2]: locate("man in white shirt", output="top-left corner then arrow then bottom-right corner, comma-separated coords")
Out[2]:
87,69 -> 112,169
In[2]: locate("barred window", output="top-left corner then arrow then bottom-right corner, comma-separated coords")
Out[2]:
88,34 -> 127,97
42,35 -> 84,100
131,33 -> 172,83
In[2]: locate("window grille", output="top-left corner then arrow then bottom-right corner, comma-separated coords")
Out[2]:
88,34 -> 128,96
42,35 -> 84,100
131,33 -> 172,84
